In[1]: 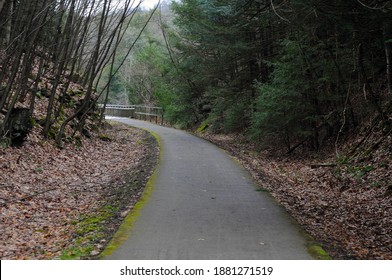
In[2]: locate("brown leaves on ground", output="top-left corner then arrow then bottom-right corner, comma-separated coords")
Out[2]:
0,123 -> 157,259
198,132 -> 392,260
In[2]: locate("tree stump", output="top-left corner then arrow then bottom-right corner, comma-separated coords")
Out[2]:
5,108 -> 33,146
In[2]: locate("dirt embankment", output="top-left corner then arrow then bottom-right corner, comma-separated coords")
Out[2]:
0,123 -> 158,259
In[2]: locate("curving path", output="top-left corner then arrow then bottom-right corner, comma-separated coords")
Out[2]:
105,117 -> 314,260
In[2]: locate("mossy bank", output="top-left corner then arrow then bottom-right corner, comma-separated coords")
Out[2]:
60,125 -> 159,260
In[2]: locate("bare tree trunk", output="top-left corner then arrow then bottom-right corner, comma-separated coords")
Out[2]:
30,55 -> 46,116
56,0 -> 111,146
98,23 -> 123,126
358,43 -> 386,121
2,0 -> 51,129
384,20 -> 392,96
0,0 -> 12,48
0,0 -> 37,113
0,0 -> 6,12
43,0 -> 76,137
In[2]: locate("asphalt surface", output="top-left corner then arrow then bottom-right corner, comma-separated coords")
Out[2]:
105,117 -> 314,259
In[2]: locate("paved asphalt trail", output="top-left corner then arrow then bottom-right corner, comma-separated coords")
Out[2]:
106,117 -> 313,259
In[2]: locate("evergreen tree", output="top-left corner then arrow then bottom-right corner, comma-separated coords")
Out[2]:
108,0 -> 392,150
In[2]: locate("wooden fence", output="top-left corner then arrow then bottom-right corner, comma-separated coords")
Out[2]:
100,104 -> 164,125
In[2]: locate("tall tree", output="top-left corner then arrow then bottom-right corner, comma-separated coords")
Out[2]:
137,0 -> 392,149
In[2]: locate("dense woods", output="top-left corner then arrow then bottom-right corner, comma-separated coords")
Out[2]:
116,0 -> 392,152
0,0 -> 158,147
2,0 -> 391,151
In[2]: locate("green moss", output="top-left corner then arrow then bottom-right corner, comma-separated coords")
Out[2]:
29,117 -> 36,127
347,164 -> 375,179
59,205 -> 118,260
146,130 -> 162,156
67,99 -> 75,108
0,132 -> 10,148
98,134 -> 112,142
197,121 -> 209,133
0,138 -> 9,148
99,128 -> 162,259
36,91 -> 43,99
58,105 -> 66,122
74,135 -> 82,148
60,244 -> 95,260
47,125 -> 59,140
99,171 -> 158,258
76,223 -> 101,236
307,241 -> 332,260
35,167 -> 44,173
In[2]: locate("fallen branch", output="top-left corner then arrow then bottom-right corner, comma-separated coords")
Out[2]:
286,139 -> 307,154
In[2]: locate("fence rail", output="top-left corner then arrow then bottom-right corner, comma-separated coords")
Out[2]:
100,104 -> 164,125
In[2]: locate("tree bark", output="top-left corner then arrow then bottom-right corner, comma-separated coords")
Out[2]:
0,0 -> 6,12
43,0 -> 76,137
0,0 -> 12,48
358,43 -> 385,119
384,20 -> 392,96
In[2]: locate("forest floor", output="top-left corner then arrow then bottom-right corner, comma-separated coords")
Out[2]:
0,122 -> 158,260
196,124 -> 392,260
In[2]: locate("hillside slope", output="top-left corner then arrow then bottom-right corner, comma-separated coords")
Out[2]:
0,122 -> 158,259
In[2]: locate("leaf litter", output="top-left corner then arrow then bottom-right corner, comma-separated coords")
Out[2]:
0,122 -> 158,259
